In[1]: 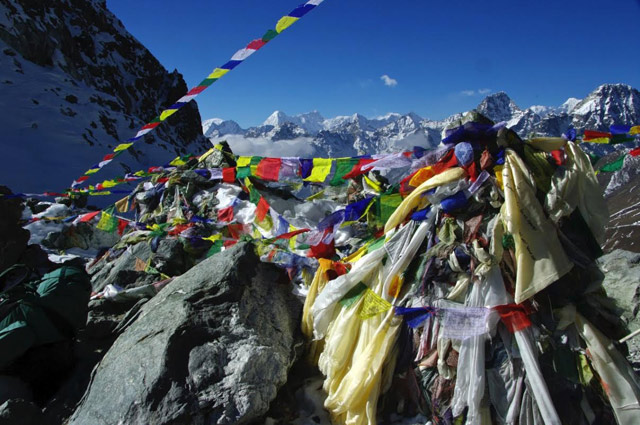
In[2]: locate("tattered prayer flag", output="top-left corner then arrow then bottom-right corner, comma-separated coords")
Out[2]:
78,211 -> 100,223
217,206 -> 234,223
330,158 -> 359,186
256,196 -> 270,222
256,158 -> 281,181
358,289 -> 392,319
493,304 -> 532,333
222,167 -> 236,183
439,307 -> 490,340
96,208 -> 118,233
304,158 -> 333,182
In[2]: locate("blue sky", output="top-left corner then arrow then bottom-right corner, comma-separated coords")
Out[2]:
107,0 -> 640,128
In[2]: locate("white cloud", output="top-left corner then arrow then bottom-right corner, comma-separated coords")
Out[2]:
380,74 -> 398,87
460,88 -> 492,96
211,135 -> 317,158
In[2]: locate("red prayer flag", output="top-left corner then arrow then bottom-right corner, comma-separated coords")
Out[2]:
630,147 -> 640,157
432,149 -> 458,175
256,158 -> 281,181
78,211 -> 101,222
117,219 -> 129,236
274,228 -> 310,240
493,304 -> 532,333
217,206 -> 234,223
342,159 -> 376,179
222,167 -> 236,183
256,196 -> 270,222
227,223 -> 246,239
550,149 -> 565,166
583,130 -> 611,140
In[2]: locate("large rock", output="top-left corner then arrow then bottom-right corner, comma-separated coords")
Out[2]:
598,249 -> 640,366
69,243 -> 303,425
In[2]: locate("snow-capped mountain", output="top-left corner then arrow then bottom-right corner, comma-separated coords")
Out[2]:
204,84 -> 640,158
202,118 -> 244,138
0,0 -> 209,194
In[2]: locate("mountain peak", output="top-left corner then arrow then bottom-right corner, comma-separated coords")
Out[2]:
476,92 -> 521,122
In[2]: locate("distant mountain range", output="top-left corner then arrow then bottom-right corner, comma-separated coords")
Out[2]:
203,83 -> 640,157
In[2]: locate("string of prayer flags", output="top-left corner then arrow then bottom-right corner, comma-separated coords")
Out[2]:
70,0 -> 325,189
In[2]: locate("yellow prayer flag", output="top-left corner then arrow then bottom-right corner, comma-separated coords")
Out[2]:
237,156 -> 252,167
358,289 -> 392,320
586,137 -> 610,144
363,174 -> 381,192
494,165 -> 504,191
159,109 -> 178,121
101,180 -> 118,189
304,158 -> 333,183
202,234 -> 222,242
306,189 -> 326,201
85,168 -> 100,175
276,16 -> 299,33
630,125 -> 640,135
114,143 -> 133,152
198,148 -> 216,163
207,68 -> 229,79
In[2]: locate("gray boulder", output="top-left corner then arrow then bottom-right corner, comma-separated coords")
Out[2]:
598,249 -> 640,366
69,243 -> 303,425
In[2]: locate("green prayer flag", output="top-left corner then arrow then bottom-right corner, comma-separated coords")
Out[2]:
96,207 -> 118,233
206,240 -> 224,257
237,167 -> 251,179
339,282 -> 368,308
379,194 -> 403,222
330,158 -> 359,186
600,154 -> 626,172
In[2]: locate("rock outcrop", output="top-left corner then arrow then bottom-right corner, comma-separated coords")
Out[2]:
69,243 -> 303,425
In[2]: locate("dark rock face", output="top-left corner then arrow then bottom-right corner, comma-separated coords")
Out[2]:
69,243 -> 303,425
0,0 -> 208,161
